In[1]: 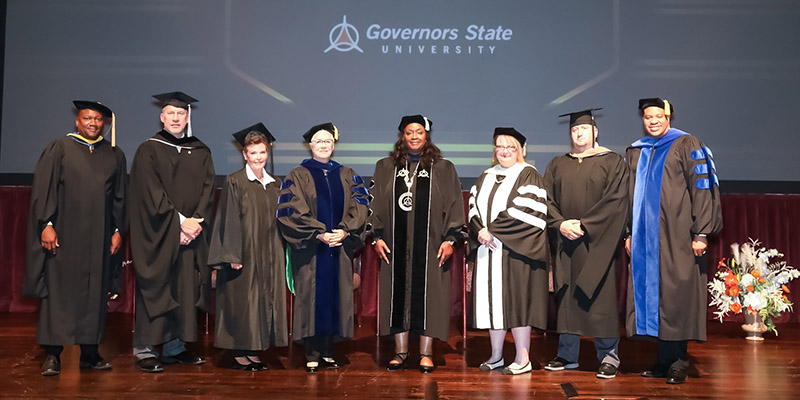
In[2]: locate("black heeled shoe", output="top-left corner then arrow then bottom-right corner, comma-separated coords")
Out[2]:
419,354 -> 435,374
232,357 -> 258,371
386,352 -> 409,371
250,362 -> 268,371
246,356 -> 268,371
320,357 -> 340,370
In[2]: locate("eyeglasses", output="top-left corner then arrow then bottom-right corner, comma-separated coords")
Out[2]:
494,145 -> 518,152
311,139 -> 334,145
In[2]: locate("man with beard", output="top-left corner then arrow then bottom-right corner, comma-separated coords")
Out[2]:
543,109 -> 629,379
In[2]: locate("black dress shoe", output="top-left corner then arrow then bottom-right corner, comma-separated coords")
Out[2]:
320,357 -> 340,370
305,361 -> 319,373
641,364 -> 668,378
41,355 -> 60,376
136,357 -> 164,373
666,366 -> 688,384
387,352 -> 408,371
596,362 -> 618,379
79,358 -> 112,370
161,351 -> 205,365
544,357 -> 579,371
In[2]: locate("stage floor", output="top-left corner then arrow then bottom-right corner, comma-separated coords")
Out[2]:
1,313 -> 798,399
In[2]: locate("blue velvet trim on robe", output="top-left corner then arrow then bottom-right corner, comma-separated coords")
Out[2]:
691,146 -> 719,191
302,158 -> 345,336
280,179 -> 294,190
278,193 -> 294,204
630,128 -> 688,337
352,175 -> 370,206
276,207 -> 295,218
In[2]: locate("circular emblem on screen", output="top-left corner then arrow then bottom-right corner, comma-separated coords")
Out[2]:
325,15 -> 364,53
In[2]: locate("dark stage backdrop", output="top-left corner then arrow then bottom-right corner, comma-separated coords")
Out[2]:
2,0 -> 799,180
3,187 -> 800,327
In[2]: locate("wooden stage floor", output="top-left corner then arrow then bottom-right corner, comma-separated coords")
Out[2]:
1,313 -> 798,399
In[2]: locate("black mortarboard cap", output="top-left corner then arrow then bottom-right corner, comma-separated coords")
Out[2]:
152,91 -> 198,109
303,122 -> 339,143
232,122 -> 276,147
398,114 -> 432,132
638,98 -> 673,116
493,127 -> 526,147
558,108 -> 603,128
73,100 -> 112,118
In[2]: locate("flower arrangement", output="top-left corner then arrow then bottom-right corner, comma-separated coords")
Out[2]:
708,239 -> 799,335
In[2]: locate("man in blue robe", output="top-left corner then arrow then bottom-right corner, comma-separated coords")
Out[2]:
625,98 -> 722,384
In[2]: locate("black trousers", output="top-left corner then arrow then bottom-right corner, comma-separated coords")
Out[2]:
42,344 -> 100,360
305,335 -> 333,362
656,340 -> 688,369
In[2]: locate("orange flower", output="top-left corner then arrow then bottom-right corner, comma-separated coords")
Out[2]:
783,295 -> 789,302
724,273 -> 739,287
746,285 -> 755,292
758,277 -> 766,283
730,303 -> 742,313
748,306 -> 757,315
728,286 -> 740,297
717,258 -> 727,269
751,270 -> 761,278
782,284 -> 791,294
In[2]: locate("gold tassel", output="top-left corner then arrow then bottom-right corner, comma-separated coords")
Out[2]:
663,99 -> 671,116
111,112 -> 116,147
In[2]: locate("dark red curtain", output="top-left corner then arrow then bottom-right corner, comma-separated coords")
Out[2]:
3,186 -> 798,324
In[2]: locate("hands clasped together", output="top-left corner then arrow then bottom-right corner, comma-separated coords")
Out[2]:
180,217 -> 204,246
559,219 -> 584,241
317,229 -> 349,247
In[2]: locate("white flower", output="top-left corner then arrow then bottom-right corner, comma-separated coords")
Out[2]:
774,271 -> 792,285
740,274 -> 756,287
709,279 -> 726,296
743,292 -> 768,311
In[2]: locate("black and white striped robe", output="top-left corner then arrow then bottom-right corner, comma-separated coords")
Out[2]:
468,163 -> 549,331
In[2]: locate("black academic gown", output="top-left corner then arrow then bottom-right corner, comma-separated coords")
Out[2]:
544,151 -> 629,338
467,163 -> 549,331
370,157 -> 466,341
625,130 -> 722,341
129,130 -> 215,346
24,135 -> 127,346
276,160 -> 368,343
208,168 -> 288,350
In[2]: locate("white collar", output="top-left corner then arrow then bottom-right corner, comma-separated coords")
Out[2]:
485,162 -> 533,175
245,164 -> 275,188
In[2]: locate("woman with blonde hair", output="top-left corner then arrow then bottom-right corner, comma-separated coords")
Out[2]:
468,128 -> 549,375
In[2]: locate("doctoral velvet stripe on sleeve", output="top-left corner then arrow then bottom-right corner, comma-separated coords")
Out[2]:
352,175 -> 370,206
630,128 -> 687,337
691,147 -> 719,190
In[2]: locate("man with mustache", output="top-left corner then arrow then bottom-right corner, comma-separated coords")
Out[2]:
25,100 -> 127,376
